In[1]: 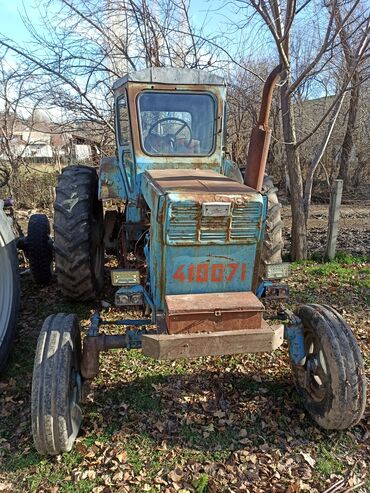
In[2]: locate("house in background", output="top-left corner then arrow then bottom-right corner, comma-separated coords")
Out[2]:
0,113 -> 101,167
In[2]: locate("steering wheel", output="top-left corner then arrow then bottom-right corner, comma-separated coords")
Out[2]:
145,117 -> 192,153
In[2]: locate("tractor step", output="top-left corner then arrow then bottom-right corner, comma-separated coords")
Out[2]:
142,320 -> 284,360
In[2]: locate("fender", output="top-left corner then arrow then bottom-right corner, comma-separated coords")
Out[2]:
98,156 -> 127,200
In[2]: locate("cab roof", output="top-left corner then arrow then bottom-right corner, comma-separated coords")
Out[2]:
113,67 -> 226,90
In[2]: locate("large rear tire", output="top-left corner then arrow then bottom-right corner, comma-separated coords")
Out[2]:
31,313 -> 82,455
260,176 -> 284,278
0,202 -> 20,371
54,166 -> 104,301
291,304 -> 366,430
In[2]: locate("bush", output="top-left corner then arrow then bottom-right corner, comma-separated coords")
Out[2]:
0,167 -> 58,210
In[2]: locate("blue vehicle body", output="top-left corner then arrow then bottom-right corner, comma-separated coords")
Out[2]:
97,67 -> 272,317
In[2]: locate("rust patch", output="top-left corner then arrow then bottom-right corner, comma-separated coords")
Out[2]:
165,291 -> 264,334
125,82 -> 225,169
244,65 -> 282,192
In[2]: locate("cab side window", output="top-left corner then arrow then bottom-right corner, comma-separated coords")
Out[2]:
117,94 -> 135,191
118,95 -> 130,147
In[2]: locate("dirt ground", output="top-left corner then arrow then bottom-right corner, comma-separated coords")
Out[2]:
281,204 -> 370,256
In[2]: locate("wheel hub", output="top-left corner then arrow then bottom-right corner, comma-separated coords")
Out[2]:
301,334 -> 327,401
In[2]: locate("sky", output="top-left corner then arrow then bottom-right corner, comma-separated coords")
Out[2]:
0,0 -> 247,51
0,0 -> 35,42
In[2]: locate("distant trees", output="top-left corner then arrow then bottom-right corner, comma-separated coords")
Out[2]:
231,0 -> 369,259
0,0 -> 222,149
0,53 -> 41,191
334,3 -> 370,190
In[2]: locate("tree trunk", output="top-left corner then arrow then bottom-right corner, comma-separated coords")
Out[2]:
280,80 -> 307,260
304,90 -> 347,223
337,73 -> 360,191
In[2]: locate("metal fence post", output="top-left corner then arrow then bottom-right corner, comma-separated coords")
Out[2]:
325,179 -> 343,260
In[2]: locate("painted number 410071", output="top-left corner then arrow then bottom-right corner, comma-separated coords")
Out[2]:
173,263 -> 247,283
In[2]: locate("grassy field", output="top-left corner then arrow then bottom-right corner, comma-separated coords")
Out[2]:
0,254 -> 369,493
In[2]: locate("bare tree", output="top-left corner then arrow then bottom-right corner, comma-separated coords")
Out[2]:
0,53 -> 43,192
334,3 -> 370,189
232,0 -> 369,259
0,0 -> 222,154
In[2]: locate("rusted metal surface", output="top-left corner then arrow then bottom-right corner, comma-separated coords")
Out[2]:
165,291 -> 264,334
142,321 -> 284,360
244,65 -> 282,192
98,156 -> 127,200
139,168 -> 265,311
144,169 -> 255,194
80,333 -> 127,380
258,65 -> 283,128
265,284 -> 289,299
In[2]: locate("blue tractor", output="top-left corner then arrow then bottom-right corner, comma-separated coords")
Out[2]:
31,67 -> 366,455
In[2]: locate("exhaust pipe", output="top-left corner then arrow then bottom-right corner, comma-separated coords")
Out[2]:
244,65 -> 283,191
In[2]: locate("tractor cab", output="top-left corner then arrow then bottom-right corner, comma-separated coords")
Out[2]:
99,68 -> 227,202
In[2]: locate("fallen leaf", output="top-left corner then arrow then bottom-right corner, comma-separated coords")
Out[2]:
301,452 -> 316,468
168,469 -> 183,482
116,450 -> 128,463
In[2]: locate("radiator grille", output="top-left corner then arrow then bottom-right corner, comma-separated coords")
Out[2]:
230,202 -> 262,240
167,201 -> 262,244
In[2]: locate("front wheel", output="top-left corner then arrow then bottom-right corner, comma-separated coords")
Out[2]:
31,313 -> 82,455
291,304 -> 366,430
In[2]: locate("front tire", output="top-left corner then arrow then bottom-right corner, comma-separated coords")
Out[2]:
31,313 -> 82,455
291,304 -> 366,430
54,166 -> 104,301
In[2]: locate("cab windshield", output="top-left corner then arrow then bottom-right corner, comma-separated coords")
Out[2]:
138,92 -> 216,156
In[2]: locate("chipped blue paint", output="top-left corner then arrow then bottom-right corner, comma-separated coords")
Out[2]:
99,70 -> 269,320
98,157 -> 127,200
144,187 -> 266,311
284,319 -> 306,364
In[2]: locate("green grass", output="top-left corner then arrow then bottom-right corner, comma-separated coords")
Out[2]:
293,261 -> 369,287
193,473 -> 209,493
1,337 -> 36,385
60,480 -> 95,493
178,424 -> 237,455
365,476 -> 370,491
315,445 -> 346,476
39,300 -> 92,320
2,450 -> 87,492
291,252 -> 370,293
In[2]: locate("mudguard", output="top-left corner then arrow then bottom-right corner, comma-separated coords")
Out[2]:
98,156 -> 127,200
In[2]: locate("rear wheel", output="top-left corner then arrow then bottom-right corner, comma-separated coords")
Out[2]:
260,176 -> 284,278
27,214 -> 53,285
54,166 -> 104,301
0,203 -> 20,371
291,304 -> 366,429
31,313 -> 82,455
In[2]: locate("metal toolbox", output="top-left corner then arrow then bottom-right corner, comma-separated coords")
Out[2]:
165,291 -> 264,334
